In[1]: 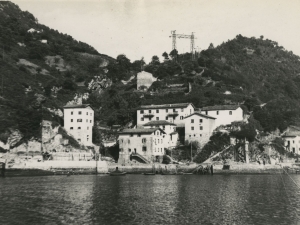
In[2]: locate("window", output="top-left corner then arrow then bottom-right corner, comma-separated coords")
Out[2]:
129,148 -> 131,152
194,134 -> 196,137
191,126 -> 194,130
86,119 -> 88,122
79,111 -> 82,115
130,134 -> 133,137
293,140 -> 295,144
166,109 -> 168,113
154,148 -> 156,152
158,139 -> 160,144
141,118 -> 144,121
205,111 -> 208,115
149,110 -> 152,113
142,138 -> 146,143
71,119 -> 73,122
217,111 -> 219,115
156,109 -> 159,113
189,135 -> 191,137
293,148 -> 295,153
200,119 -> 203,123
229,111 -> 232,115
86,112 -> 88,115
180,116 -> 183,120
141,110 -> 144,114
200,134 -> 202,137
156,117 -> 159,120
87,127 -> 89,130
90,113 -> 92,116
149,117 -> 152,121
78,139 -> 81,142
173,109 -> 176,112
191,119 -> 194,123
128,139 -> 130,144
161,148 -> 162,152
90,120 -> 92,123
70,127 -> 73,130
138,134 -> 141,137
166,116 -> 168,120
78,127 -> 81,130
77,119 -> 82,122
161,139 -> 163,144
163,126 -> 165,130
87,138 -> 89,141
181,108 -> 184,112
71,111 -> 73,115
200,126 -> 203,130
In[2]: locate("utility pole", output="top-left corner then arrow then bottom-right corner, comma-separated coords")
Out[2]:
1,46 -> 4,97
191,142 -> 193,162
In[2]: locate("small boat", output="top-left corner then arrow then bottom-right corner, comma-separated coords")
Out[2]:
143,173 -> 156,175
109,172 -> 127,176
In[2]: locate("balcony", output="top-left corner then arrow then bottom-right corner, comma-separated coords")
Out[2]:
167,111 -> 179,117
143,113 -> 154,118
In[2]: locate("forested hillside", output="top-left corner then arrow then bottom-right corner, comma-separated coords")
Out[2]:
1,1 -> 300,150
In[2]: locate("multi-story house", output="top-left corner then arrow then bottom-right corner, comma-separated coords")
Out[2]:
184,112 -> 216,146
63,104 -> 94,146
282,126 -> 300,154
137,103 -> 195,127
118,128 -> 166,163
201,105 -> 244,128
143,120 -> 178,148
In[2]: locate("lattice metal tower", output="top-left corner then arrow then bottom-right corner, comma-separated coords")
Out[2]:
169,31 -> 196,60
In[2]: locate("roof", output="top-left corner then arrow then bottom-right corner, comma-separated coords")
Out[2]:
201,105 -> 240,111
119,128 -> 166,135
63,104 -> 93,110
184,112 -> 216,120
139,103 -> 195,110
143,120 -> 176,126
170,132 -> 178,135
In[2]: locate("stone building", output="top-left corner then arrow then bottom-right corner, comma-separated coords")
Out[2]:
143,120 -> 178,149
201,105 -> 244,128
184,112 -> 216,146
137,71 -> 157,91
118,128 -> 166,163
282,126 -> 300,154
63,104 -> 94,146
137,103 -> 195,127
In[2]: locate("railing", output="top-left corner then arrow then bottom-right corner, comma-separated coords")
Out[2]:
167,111 -> 179,116
143,113 -> 154,118
131,153 -> 151,164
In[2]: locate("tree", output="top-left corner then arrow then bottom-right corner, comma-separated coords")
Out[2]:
116,54 -> 131,72
208,43 -> 214,49
169,49 -> 178,60
162,52 -> 169,60
151,55 -> 160,65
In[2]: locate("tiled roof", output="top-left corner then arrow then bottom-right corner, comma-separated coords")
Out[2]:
119,128 -> 166,135
143,120 -> 176,126
184,112 -> 216,120
201,105 -> 240,111
139,103 -> 194,110
63,104 -> 93,109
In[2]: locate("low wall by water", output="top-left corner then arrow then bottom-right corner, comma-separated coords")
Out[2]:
5,161 -> 108,176
212,164 -> 282,174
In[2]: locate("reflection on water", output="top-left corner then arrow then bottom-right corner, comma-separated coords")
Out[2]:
0,175 -> 299,224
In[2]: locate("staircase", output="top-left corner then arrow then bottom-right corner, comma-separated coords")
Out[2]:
131,153 -> 151,164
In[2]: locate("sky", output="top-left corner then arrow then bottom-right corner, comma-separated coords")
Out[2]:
12,0 -> 300,63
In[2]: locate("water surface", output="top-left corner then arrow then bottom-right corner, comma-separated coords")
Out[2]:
0,174 -> 300,224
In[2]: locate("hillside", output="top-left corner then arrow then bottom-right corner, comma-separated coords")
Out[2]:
2,1 -> 300,156
0,1 -> 116,145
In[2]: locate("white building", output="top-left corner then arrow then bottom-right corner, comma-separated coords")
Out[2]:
118,128 -> 166,163
184,112 -> 216,146
201,105 -> 243,128
143,120 -> 178,148
137,103 -> 195,127
63,104 -> 94,146
282,126 -> 300,154
137,71 -> 157,91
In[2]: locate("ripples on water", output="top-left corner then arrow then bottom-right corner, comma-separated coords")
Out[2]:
0,174 -> 300,225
